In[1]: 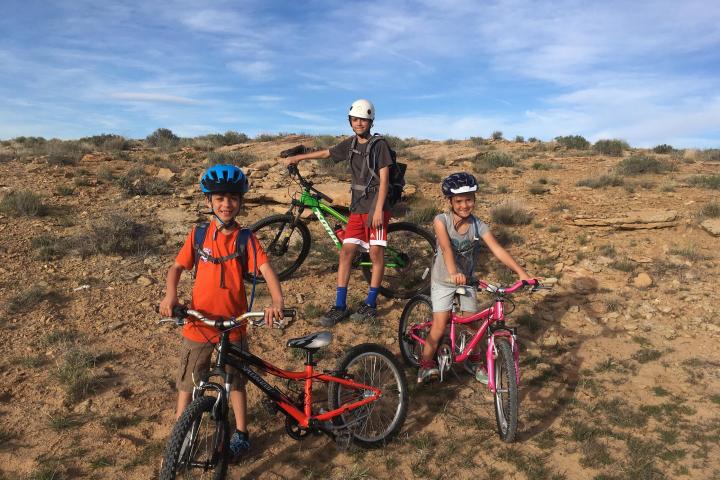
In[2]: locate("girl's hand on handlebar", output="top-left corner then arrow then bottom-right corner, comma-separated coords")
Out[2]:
451,272 -> 467,285
264,303 -> 284,327
283,156 -> 301,166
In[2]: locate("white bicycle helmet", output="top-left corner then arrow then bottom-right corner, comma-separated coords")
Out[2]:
348,99 -> 375,120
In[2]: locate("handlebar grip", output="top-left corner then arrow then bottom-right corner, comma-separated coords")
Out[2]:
280,145 -> 309,158
282,308 -> 297,318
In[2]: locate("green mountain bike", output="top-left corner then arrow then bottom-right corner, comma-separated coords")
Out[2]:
249,163 -> 435,299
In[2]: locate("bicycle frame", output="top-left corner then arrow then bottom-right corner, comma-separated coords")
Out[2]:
290,189 -> 407,270
195,331 -> 381,433
407,299 -> 521,394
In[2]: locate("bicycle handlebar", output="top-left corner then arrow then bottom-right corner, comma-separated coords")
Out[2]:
460,278 -> 550,295
160,305 -> 297,329
286,164 -> 334,204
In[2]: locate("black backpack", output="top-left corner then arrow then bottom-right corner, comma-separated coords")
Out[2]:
347,134 -> 406,206
191,222 -> 258,309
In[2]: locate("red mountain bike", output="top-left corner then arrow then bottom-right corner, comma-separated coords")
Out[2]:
159,307 -> 408,480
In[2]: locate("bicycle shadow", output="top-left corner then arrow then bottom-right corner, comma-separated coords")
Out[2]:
512,275 -> 620,441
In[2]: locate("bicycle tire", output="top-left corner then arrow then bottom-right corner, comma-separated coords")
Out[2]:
493,338 -> 519,442
397,294 -> 433,368
249,214 -> 311,282
328,344 -> 408,448
159,396 -> 230,480
361,222 -> 435,299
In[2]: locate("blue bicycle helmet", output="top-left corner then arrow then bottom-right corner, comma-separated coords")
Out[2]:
442,172 -> 478,197
200,164 -> 249,194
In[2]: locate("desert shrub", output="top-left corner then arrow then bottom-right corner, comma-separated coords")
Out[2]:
474,151 -> 515,172
222,131 -> 250,145
314,135 -> 338,149
593,139 -> 628,156
653,144 -> 674,154
491,131 -> 503,140
687,175 -> 720,190
317,157 -> 349,181
532,162 -> 552,170
699,202 -> 720,218
555,135 -> 590,150
0,190 -> 48,216
117,167 -> 171,195
576,175 -> 624,188
97,166 -> 115,183
55,348 -> 97,404
146,128 -> 180,151
444,138 -> 459,145
528,137 -> 539,142
514,135 -> 525,143
206,150 -> 257,167
616,155 -> 674,175
402,199 -> 439,225
5,284 -> 64,314
697,149 -> 720,162
55,185 -> 74,196
381,135 -> 408,151
79,134 -> 130,152
255,133 -> 288,142
420,171 -> 442,183
32,235 -> 69,261
81,212 -> 162,256
0,151 -> 14,163
469,136 -> 486,146
529,185 -> 548,195
491,201 -> 532,225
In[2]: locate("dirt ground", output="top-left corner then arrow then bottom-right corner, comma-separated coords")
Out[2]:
0,136 -> 719,479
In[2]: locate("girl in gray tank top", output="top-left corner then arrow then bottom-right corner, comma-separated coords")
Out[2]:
417,172 -> 531,385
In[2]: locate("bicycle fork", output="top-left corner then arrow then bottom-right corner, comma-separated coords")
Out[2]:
486,329 -> 520,394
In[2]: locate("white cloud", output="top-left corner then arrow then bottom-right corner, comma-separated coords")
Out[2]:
281,110 -> 329,123
227,60 -> 274,81
108,92 -> 201,105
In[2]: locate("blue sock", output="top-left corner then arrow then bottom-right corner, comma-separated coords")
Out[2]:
335,286 -> 348,310
365,287 -> 379,308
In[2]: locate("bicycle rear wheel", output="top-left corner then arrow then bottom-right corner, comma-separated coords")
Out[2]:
159,396 -> 230,480
249,214 -> 311,281
397,294 -> 433,368
361,222 -> 435,299
328,344 -> 408,448
493,338 -> 518,442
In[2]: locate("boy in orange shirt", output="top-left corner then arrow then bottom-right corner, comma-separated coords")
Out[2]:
159,164 -> 284,458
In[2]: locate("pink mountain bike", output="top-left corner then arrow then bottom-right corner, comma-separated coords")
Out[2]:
398,278 -> 544,442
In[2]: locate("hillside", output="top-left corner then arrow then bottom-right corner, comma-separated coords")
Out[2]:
0,134 -> 719,479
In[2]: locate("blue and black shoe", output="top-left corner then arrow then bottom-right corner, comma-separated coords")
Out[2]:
229,430 -> 250,459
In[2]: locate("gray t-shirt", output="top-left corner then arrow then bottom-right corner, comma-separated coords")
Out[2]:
329,136 -> 393,214
430,212 -> 489,286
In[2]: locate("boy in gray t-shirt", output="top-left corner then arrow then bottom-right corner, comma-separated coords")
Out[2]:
418,172 -> 531,385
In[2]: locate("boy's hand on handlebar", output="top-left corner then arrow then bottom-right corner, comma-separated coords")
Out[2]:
283,156 -> 301,166
264,303 -> 284,327
451,273 -> 467,285
159,295 -> 179,317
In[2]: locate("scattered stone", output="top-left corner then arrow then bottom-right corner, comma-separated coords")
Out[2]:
624,323 -> 638,331
554,262 -> 564,273
543,335 -> 559,347
459,387 -> 474,399
700,219 -> 720,236
633,273 -> 653,289
156,168 -> 175,181
572,209 -> 678,230
136,275 -> 155,286
568,305 -> 580,313
295,293 -> 304,304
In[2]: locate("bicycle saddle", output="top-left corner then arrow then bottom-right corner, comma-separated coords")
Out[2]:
287,331 -> 333,350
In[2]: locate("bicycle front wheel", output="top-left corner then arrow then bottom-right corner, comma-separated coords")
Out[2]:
361,222 -> 435,299
328,344 -> 408,448
159,396 -> 230,480
397,294 -> 433,368
250,214 -> 311,281
493,338 -> 519,442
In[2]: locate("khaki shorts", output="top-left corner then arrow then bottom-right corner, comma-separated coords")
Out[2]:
176,337 -> 248,392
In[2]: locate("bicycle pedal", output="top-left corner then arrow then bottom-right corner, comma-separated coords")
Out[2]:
334,429 -> 353,451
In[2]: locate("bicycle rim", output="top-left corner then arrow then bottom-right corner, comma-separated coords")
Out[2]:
250,215 -> 310,281
493,339 -> 518,442
332,345 -> 407,446
398,295 -> 433,368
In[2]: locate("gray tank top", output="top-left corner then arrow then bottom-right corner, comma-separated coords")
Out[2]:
431,212 -> 489,286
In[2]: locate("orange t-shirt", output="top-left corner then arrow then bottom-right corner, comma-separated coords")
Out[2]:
176,221 -> 268,343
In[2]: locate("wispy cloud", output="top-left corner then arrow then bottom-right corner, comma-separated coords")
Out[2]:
281,111 -> 329,123
108,92 -> 202,105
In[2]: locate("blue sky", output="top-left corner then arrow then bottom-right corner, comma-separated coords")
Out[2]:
1,0 -> 719,147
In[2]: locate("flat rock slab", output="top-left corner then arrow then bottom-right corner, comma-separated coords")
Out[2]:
572,209 -> 678,229
700,218 -> 720,236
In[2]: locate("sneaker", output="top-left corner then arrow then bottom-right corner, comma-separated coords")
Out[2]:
349,303 -> 377,322
463,356 -> 489,385
229,430 -> 250,458
417,360 -> 440,384
319,306 -> 351,327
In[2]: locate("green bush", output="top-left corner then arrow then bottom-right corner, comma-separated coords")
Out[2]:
189,131 -> 250,150
474,151 -> 515,172
514,135 -> 524,143
699,202 -> 720,218
576,175 -> 624,188
652,144 -> 674,154
79,134 -> 130,152
593,139 -> 629,156
491,131 -> 503,141
255,133 -> 288,142
207,151 -> 257,167
528,137 -> 539,142
0,190 -> 48,216
490,201 -> 532,225
117,167 -> 171,195
616,155 -> 674,175
555,135 -> 590,150
314,135 -> 338,149
82,212 -> 162,256
146,128 -> 180,151
688,175 -> 720,190
383,135 -> 408,150
469,136 -> 486,146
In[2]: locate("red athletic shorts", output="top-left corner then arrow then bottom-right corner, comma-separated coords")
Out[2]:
344,212 -> 391,249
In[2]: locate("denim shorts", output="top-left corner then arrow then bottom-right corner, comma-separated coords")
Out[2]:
430,282 -> 477,313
